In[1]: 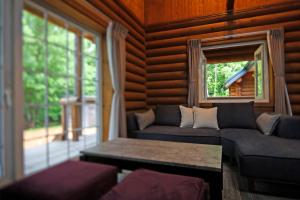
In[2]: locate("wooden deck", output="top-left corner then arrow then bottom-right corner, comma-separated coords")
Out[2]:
24,129 -> 98,175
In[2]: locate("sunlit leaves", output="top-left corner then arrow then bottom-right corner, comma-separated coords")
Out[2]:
206,61 -> 247,97
23,11 -> 98,129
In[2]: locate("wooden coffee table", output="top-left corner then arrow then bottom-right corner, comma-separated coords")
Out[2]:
80,138 -> 223,200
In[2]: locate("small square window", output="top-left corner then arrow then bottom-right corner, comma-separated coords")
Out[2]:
200,41 -> 269,103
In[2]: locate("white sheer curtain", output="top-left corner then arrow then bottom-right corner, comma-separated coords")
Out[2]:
187,39 -> 204,107
106,21 -> 128,140
267,28 -> 293,116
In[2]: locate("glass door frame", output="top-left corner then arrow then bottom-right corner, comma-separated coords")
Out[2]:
1,0 -> 24,181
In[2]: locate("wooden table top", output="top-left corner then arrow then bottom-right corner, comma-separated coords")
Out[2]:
81,138 -> 222,172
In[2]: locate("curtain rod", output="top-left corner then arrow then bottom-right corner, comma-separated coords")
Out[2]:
200,30 -> 269,43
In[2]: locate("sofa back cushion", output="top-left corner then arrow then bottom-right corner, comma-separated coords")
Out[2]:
215,102 -> 256,129
154,105 -> 181,126
276,116 -> 300,139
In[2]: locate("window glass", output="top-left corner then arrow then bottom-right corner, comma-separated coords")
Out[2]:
83,35 -> 96,58
22,10 -> 45,40
205,61 -> 249,98
22,4 -> 101,175
201,42 -> 268,102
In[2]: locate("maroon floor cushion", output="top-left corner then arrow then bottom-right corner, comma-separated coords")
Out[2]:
0,160 -> 118,200
101,169 -> 208,200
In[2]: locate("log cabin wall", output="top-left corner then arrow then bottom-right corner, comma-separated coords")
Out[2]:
67,0 -> 147,112
229,72 -> 255,97
144,1 -> 300,115
89,0 -> 146,112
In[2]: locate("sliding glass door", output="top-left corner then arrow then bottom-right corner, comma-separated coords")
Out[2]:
23,2 -> 102,175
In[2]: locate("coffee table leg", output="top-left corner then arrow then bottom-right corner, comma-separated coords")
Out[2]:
206,171 -> 222,200
210,181 -> 222,200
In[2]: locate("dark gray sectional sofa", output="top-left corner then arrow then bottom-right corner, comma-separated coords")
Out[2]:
126,103 -> 300,189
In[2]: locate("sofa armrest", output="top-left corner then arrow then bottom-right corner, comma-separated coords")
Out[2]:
127,113 -> 139,134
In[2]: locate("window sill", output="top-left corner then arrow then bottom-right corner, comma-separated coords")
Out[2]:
199,98 -> 270,104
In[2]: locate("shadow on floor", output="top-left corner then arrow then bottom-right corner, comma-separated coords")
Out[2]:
223,162 -> 300,200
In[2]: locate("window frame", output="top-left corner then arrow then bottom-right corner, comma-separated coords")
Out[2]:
199,40 -> 270,103
0,0 -> 3,179
1,0 -> 24,181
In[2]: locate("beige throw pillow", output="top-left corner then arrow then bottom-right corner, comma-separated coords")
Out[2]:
135,109 -> 155,130
193,107 -> 219,129
179,105 -> 193,128
256,112 -> 281,135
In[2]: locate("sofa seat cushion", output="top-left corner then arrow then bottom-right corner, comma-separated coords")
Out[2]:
221,128 -> 263,142
101,169 -> 208,200
235,136 -> 300,183
131,125 -> 221,145
220,128 -> 263,157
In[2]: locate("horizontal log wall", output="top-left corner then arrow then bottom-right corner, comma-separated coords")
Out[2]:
145,2 -> 300,115
229,72 -> 255,97
204,45 -> 259,63
86,0 -> 146,112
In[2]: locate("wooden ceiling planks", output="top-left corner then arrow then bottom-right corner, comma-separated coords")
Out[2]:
118,0 -> 144,24
145,0 -> 226,26
145,2 -> 300,32
144,0 -> 298,26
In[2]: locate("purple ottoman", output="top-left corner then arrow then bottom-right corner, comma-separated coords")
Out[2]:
101,169 -> 208,200
0,160 -> 118,200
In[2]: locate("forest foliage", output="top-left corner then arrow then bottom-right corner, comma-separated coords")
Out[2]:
206,61 -> 248,97
23,11 -> 97,129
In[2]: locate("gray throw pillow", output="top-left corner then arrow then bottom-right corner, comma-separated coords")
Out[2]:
256,113 -> 281,135
135,109 -> 155,130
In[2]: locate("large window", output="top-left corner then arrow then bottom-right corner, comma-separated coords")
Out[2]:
23,3 -> 101,175
0,0 -> 3,178
200,41 -> 269,103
